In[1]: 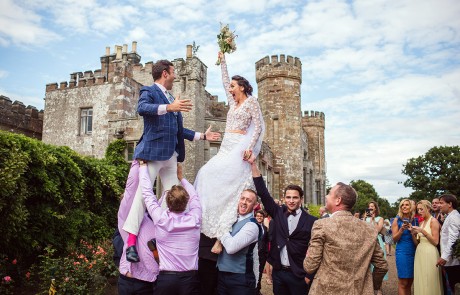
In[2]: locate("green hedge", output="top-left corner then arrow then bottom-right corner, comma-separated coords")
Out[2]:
0,131 -> 128,265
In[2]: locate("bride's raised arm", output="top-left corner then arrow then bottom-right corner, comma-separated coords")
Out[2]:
219,53 -> 235,106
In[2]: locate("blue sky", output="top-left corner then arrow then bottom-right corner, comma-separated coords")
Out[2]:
1,0 -> 459,203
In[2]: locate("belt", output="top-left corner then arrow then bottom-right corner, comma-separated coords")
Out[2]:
226,129 -> 246,134
159,270 -> 198,275
281,265 -> 291,271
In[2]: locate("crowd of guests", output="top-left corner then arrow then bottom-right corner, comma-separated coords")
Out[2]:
115,159 -> 460,295
350,196 -> 460,295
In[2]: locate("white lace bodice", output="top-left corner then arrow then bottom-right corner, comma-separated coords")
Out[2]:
221,58 -> 263,150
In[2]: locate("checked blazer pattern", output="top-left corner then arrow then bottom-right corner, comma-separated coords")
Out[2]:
134,84 -> 195,162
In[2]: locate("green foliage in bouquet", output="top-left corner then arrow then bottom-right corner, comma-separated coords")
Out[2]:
216,23 -> 237,65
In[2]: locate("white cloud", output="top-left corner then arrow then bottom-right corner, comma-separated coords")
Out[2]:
0,70 -> 8,78
0,0 -> 60,46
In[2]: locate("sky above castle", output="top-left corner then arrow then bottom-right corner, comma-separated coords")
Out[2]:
1,0 -> 459,203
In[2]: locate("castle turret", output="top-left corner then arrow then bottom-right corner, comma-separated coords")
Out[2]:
172,45 -> 208,181
256,55 -> 303,198
302,111 -> 326,204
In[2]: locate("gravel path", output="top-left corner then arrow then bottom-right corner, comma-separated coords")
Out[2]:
260,254 -> 400,295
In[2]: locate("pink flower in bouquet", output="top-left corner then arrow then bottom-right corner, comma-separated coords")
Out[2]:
3,276 -> 11,282
12,259 -> 17,265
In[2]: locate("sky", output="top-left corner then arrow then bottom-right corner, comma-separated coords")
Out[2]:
1,0 -> 459,204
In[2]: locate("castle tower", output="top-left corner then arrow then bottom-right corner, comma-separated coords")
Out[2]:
302,111 -> 326,205
171,45 -> 208,181
255,55 -> 303,198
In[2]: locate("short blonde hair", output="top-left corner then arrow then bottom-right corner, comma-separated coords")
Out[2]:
416,200 -> 432,219
397,199 -> 415,219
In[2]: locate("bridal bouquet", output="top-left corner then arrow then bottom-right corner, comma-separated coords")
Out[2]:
216,23 -> 237,65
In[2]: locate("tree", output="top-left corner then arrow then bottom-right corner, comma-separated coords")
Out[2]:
402,146 -> 460,201
350,180 -> 394,218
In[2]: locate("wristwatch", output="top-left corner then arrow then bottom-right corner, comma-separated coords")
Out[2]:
203,133 -> 207,140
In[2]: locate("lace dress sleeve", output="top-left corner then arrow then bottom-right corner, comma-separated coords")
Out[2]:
247,97 -> 263,151
220,57 -> 235,106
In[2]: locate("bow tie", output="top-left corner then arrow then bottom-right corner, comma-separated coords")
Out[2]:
285,210 -> 297,217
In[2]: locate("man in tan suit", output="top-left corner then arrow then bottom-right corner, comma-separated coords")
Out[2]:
303,182 -> 388,295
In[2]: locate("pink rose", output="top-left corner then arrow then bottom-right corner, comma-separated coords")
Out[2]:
3,276 -> 11,282
12,259 -> 17,265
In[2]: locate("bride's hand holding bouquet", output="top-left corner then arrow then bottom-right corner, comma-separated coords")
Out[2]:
216,23 -> 237,65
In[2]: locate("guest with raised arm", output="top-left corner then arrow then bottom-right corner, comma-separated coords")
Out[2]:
251,162 -> 317,295
117,160 -> 159,295
140,162 -> 201,295
195,52 -> 265,254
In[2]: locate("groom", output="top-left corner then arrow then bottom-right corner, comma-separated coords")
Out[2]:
122,59 -> 220,262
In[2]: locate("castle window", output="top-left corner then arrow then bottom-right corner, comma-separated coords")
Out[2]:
315,180 -> 321,204
80,108 -> 93,135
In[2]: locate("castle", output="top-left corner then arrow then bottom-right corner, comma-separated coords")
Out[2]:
42,42 -> 326,204
0,95 -> 43,140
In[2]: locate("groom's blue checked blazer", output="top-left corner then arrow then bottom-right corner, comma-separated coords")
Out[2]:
133,84 -> 195,163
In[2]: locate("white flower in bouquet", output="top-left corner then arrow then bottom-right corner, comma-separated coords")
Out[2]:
216,23 -> 237,65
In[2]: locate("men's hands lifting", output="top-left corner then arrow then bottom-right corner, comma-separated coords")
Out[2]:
177,163 -> 183,181
204,126 -> 221,141
167,95 -> 193,113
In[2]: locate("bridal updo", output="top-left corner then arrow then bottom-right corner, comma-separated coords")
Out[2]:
231,75 -> 253,96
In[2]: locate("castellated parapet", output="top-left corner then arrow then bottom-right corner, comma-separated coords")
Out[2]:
256,54 -> 303,197
255,55 -> 302,84
0,95 -> 43,139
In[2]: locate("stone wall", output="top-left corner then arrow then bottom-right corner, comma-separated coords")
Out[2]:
43,49 -> 141,158
0,95 -> 43,139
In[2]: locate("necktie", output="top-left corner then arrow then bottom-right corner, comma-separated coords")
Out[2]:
166,91 -> 175,104
165,92 -> 177,116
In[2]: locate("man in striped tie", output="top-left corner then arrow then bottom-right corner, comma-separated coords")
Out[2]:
122,60 -> 220,263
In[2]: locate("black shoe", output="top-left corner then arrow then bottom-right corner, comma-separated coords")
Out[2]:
126,246 -> 140,263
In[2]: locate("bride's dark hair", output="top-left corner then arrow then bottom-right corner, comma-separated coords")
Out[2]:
232,75 -> 253,96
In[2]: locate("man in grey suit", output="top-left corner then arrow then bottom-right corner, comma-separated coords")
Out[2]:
122,60 -> 220,262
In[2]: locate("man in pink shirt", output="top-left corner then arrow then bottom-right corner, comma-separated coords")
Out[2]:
117,161 -> 159,294
140,161 -> 201,295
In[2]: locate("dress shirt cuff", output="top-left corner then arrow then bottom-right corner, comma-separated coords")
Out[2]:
194,132 -> 202,141
158,104 -> 168,115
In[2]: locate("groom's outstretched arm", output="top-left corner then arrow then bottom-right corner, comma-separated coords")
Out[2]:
251,162 -> 278,218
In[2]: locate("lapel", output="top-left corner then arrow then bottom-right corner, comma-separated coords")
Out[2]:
152,84 -> 170,105
290,210 -> 308,236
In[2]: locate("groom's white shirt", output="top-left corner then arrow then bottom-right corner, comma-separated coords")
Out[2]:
440,209 -> 460,266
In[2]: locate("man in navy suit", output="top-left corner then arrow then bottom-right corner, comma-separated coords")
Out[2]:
122,60 -> 220,262
251,162 -> 317,295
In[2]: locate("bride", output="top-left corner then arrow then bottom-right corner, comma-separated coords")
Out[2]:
194,52 -> 265,252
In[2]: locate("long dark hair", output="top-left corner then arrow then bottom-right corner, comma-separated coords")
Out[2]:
231,75 -> 253,96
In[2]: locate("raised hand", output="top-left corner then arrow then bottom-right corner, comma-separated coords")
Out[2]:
167,95 -> 193,113
177,163 -> 183,181
205,126 -> 221,141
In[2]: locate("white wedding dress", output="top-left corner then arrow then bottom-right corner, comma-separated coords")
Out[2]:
195,58 -> 265,238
